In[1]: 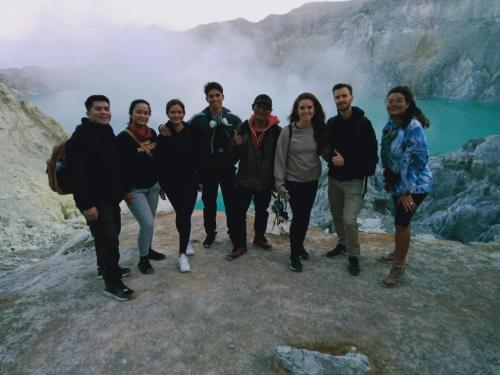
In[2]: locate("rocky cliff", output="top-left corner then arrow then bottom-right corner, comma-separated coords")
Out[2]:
190,0 -> 500,101
0,82 -> 81,269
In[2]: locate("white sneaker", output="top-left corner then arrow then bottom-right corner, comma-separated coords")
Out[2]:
179,254 -> 191,273
186,241 -> 194,256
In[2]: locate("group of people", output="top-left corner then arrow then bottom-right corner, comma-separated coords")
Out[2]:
68,81 -> 432,301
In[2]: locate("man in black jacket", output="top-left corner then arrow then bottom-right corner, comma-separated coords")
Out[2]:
69,95 -> 134,301
325,84 -> 378,276
189,82 -> 242,249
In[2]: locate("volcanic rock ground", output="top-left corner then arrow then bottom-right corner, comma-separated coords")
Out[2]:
1,211 -> 499,374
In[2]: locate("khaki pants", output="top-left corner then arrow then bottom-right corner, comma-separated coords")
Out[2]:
328,177 -> 363,257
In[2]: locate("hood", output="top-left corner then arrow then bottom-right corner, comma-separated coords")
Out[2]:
336,106 -> 365,122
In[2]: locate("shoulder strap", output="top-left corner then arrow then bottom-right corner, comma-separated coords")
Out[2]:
125,129 -> 153,159
285,124 -> 293,168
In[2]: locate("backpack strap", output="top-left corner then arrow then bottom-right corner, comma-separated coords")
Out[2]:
285,124 -> 293,169
125,129 -> 153,159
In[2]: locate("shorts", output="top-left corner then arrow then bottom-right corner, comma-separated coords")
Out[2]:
393,193 -> 427,227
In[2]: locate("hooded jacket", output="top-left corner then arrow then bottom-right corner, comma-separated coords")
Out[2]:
327,106 -> 378,181
68,118 -> 125,211
229,115 -> 281,191
189,106 -> 242,179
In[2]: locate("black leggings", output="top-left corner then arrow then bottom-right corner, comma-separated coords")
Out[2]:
286,180 -> 318,259
165,182 -> 198,254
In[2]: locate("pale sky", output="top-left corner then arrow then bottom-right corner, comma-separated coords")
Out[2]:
1,0 -> 347,40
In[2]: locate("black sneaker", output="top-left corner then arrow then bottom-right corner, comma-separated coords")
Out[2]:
103,282 -> 134,301
116,280 -> 135,296
289,257 -> 303,272
203,232 -> 216,248
138,257 -> 154,274
119,267 -> 131,278
299,249 -> 309,260
97,266 -> 130,279
348,256 -> 360,276
326,244 -> 347,258
148,248 -> 166,261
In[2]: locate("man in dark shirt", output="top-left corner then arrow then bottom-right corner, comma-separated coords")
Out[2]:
70,95 -> 134,301
189,82 -> 242,249
325,84 -> 378,276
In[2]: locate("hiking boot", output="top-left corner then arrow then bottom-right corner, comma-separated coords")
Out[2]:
225,247 -> 247,261
378,252 -> 395,264
186,241 -> 194,256
253,236 -> 272,250
348,256 -> 360,276
138,256 -> 154,275
326,244 -> 347,258
97,266 -> 130,279
179,254 -> 191,273
383,266 -> 405,287
289,257 -> 303,272
103,282 -> 134,301
203,232 -> 216,248
148,248 -> 166,261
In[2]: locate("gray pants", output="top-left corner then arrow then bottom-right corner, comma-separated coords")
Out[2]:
127,183 -> 161,257
328,177 -> 363,257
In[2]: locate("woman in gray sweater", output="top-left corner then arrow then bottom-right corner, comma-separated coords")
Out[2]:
274,92 -> 327,272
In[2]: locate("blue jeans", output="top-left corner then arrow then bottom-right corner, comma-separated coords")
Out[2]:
127,183 -> 161,257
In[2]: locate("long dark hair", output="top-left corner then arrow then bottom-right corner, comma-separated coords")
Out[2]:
128,99 -> 151,126
387,86 -> 430,128
288,92 -> 327,153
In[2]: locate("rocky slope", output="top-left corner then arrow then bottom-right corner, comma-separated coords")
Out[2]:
311,135 -> 500,244
190,0 -> 500,101
1,212 -> 499,374
0,82 -> 81,269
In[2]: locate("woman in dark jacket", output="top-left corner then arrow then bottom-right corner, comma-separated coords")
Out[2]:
156,99 -> 199,273
117,99 -> 165,276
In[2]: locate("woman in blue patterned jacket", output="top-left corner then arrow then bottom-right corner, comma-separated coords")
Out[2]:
379,86 -> 432,287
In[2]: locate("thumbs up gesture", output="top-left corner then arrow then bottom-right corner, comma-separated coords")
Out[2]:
331,149 -> 345,167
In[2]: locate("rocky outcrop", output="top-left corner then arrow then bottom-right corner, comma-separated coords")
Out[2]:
1,211 -> 499,374
272,345 -> 371,375
311,136 -> 500,244
418,136 -> 500,242
0,82 -> 82,269
189,0 -> 500,101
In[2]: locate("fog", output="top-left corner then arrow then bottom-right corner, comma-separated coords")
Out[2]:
5,21 -> 363,133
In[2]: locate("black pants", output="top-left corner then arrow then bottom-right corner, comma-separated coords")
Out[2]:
201,172 -> 236,241
165,181 -> 198,254
88,201 -> 121,286
232,185 -> 272,248
286,180 -> 318,259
